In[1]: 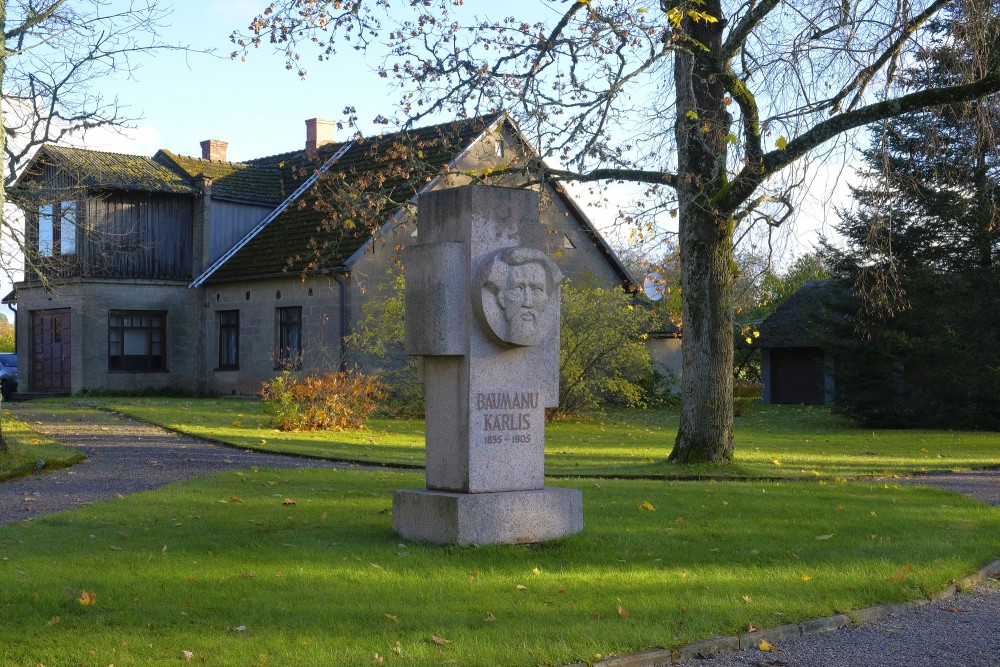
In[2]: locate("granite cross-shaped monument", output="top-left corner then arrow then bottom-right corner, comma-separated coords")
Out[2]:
391,186 -> 584,544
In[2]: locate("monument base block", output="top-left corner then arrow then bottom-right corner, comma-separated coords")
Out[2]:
392,487 -> 583,545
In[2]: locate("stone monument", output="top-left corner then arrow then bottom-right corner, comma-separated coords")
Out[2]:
391,185 -> 584,545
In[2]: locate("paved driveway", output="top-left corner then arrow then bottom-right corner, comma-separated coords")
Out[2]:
0,403 -> 341,527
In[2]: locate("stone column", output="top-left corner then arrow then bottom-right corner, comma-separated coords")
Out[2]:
392,186 -> 583,545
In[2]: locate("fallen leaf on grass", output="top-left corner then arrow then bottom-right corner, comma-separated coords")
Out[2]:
182,650 -> 194,661
758,639 -> 783,652
800,573 -> 812,582
282,498 -> 296,506
229,497 -> 243,503
384,613 -> 399,622
742,595 -> 754,604
392,641 -> 403,657
746,623 -> 758,633
484,611 -> 497,621
616,605 -> 629,619
636,500 -> 656,511
47,616 -> 60,626
515,584 -> 527,590
240,573 -> 256,579
78,591 -> 96,606
815,534 -> 833,541
431,634 -> 451,645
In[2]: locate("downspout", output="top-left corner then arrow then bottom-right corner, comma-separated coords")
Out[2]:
6,302 -> 15,357
331,269 -> 349,371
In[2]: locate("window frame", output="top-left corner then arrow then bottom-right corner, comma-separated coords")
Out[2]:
108,310 -> 167,372
38,204 -> 55,257
217,310 -> 240,370
276,306 -> 302,369
59,200 -> 77,255
37,199 -> 78,257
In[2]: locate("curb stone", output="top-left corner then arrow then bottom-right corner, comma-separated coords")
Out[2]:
737,622 -> 800,650
560,556 -> 1000,667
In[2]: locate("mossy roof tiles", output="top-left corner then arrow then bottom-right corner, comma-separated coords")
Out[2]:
205,114 -> 500,282
36,145 -> 198,194
25,115 -> 509,285
154,151 -> 284,204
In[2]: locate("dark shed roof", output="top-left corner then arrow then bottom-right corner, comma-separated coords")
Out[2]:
757,279 -> 848,348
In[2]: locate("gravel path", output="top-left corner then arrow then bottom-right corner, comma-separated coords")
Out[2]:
2,404 -> 999,666
0,402 -> 343,527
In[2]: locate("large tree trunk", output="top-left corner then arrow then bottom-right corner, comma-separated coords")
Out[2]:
667,0 -> 735,464
670,205 -> 735,463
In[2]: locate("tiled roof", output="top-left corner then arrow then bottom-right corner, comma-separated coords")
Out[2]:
154,151 -> 284,205
205,114 -> 501,282
758,280 -> 848,348
33,145 -> 198,194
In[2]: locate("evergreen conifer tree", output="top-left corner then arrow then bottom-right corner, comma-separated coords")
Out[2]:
825,2 -> 1000,428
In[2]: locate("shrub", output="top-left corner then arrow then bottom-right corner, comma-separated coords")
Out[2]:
733,380 -> 762,416
260,370 -> 387,431
559,282 -> 656,415
0,322 -> 13,352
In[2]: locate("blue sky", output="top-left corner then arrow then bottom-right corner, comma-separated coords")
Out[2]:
3,1 -> 843,302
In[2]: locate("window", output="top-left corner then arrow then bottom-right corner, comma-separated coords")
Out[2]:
277,306 -> 302,368
109,311 -> 165,371
37,201 -> 77,256
218,310 -> 239,370
60,201 -> 77,254
38,204 -> 54,257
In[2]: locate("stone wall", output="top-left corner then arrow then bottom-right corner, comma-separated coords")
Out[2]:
201,273 -> 348,396
16,279 -> 200,394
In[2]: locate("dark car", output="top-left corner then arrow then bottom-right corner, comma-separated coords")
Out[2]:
0,353 -> 18,401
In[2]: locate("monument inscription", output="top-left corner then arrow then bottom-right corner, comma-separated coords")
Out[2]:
391,185 -> 584,545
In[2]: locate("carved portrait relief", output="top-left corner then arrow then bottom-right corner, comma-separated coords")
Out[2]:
474,246 -> 563,347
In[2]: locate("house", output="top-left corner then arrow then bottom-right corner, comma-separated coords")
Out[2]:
757,279 -> 841,405
11,114 -> 636,395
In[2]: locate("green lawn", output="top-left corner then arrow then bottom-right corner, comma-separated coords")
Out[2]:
64,397 -> 1000,479
2,469 -> 998,667
0,410 -> 85,481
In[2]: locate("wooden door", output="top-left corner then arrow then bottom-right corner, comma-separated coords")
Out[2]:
32,309 -> 72,392
770,347 -> 825,405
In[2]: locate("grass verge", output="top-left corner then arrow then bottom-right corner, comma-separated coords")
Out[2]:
64,397 -> 1000,479
0,409 -> 85,481
1,470 -> 998,666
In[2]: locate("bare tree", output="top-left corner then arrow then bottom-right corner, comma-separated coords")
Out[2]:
232,0 -> 1000,463
1,0 -> 194,284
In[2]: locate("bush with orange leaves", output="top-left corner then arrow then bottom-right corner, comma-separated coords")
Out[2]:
261,370 -> 387,431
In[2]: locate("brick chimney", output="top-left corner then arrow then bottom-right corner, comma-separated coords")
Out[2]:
200,139 -> 228,162
305,118 -> 335,154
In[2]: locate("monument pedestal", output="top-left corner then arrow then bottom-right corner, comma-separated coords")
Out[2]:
392,487 -> 582,545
